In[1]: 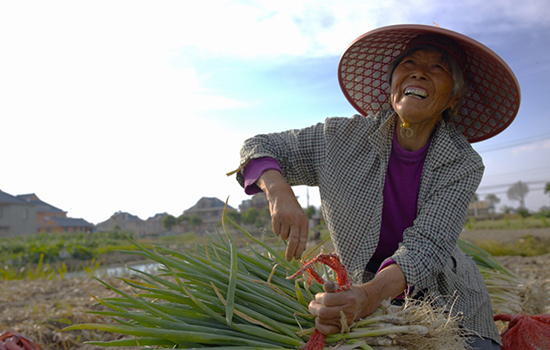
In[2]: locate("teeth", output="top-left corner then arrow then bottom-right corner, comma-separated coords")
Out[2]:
404,88 -> 428,98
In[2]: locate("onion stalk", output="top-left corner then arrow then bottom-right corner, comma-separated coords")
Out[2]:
64,215 -> 469,349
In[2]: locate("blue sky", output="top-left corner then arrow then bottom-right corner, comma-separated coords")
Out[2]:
1,0 -> 549,224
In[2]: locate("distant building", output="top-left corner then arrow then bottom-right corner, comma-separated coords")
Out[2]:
468,200 -> 490,219
95,211 -> 146,235
239,192 -> 268,212
145,213 -> 169,236
17,193 -> 93,233
39,217 -> 94,233
183,197 -> 235,232
16,193 -> 66,224
0,189 -> 37,237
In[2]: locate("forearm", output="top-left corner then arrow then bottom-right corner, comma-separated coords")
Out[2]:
256,169 -> 290,195
358,264 -> 408,318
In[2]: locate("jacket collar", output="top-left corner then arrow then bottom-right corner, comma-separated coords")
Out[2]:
368,110 -> 395,161
426,119 -> 461,170
368,110 -> 462,170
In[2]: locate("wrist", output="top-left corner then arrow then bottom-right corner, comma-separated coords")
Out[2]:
357,284 -> 383,319
257,170 -> 290,194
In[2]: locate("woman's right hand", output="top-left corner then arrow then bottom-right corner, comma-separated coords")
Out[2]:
257,170 -> 310,261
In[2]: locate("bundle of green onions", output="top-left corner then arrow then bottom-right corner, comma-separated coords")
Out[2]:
457,239 -> 525,316
63,215 -> 468,349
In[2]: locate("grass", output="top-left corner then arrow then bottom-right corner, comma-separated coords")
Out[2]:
2,214 -> 549,281
473,235 -> 550,257
464,215 -> 549,230
0,228 -> 284,281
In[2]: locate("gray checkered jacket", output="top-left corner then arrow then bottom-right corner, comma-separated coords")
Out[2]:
236,110 -> 500,343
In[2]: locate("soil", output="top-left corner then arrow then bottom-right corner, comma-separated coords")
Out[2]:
2,229 -> 550,350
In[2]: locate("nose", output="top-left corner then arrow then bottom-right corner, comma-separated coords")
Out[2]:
410,64 -> 429,80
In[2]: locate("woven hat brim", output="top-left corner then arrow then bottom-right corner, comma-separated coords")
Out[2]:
338,24 -> 521,143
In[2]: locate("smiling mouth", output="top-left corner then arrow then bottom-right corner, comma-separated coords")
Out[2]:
404,87 -> 428,99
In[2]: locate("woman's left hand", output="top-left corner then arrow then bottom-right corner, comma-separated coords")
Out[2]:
308,281 -> 372,335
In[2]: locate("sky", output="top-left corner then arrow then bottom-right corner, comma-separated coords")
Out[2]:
1,0 -> 549,225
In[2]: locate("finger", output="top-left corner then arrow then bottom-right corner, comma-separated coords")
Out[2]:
285,225 -> 300,261
315,316 -> 341,335
294,224 -> 308,260
309,297 -> 346,319
272,217 -> 281,236
279,222 -> 290,241
323,280 -> 339,293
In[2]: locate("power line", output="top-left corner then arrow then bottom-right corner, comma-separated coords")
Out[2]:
482,166 -> 550,179
478,180 -> 546,191
477,186 -> 546,195
475,133 -> 550,153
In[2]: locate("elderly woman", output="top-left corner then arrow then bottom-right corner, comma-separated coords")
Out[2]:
233,25 -> 520,349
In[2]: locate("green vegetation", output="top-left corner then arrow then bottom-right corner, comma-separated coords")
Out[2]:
465,214 -> 549,230
0,231 -> 136,265
473,235 -> 550,257
0,231 -> 138,280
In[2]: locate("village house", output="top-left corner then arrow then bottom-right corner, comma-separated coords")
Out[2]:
39,217 -> 94,233
144,213 -> 169,236
467,200 -> 490,219
238,192 -> 268,212
183,197 -> 235,232
0,189 -> 37,237
95,211 -> 147,235
16,193 -> 93,233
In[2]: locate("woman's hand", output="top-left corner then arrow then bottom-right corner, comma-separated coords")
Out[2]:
308,281 -> 374,335
256,170 -> 309,261
310,264 -> 409,335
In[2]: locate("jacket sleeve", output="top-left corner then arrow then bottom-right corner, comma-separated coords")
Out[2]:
391,152 -> 484,291
235,120 -> 338,189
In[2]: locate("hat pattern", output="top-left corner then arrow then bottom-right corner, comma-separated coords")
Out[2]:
338,25 -> 521,142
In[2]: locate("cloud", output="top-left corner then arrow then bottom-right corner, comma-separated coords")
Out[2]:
511,143 -> 539,156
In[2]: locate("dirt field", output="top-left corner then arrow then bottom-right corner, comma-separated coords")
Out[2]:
460,227 -> 550,283
1,229 -> 550,350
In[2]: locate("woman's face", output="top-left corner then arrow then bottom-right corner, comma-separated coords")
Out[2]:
390,49 -> 460,126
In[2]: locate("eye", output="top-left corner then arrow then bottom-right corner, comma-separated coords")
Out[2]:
433,63 -> 449,71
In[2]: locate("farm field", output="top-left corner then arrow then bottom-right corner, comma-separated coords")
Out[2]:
460,227 -> 550,283
1,227 -> 549,350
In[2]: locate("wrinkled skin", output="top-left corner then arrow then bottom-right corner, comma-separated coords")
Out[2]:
258,169 -> 309,260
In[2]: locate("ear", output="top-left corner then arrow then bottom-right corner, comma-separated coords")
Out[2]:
449,94 -> 462,110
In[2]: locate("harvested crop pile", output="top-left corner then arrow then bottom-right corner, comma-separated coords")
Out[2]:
60,221 -> 469,350
3,227 -> 549,350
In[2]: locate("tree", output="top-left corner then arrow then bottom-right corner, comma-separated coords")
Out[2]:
241,207 -> 260,225
177,214 -> 190,226
485,193 -> 501,218
507,181 -> 529,209
470,192 -> 479,217
502,205 -> 514,215
225,210 -> 241,224
305,206 -> 316,219
545,182 -> 550,196
189,214 -> 203,230
162,215 -> 177,230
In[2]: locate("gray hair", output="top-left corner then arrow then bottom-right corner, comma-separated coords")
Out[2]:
386,44 -> 468,121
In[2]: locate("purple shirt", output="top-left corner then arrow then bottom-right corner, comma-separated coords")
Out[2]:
370,129 -> 431,269
243,157 -> 282,195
